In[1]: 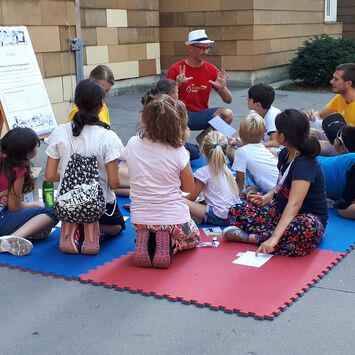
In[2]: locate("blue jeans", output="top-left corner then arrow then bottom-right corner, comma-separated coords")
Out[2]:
188,107 -> 219,130
0,207 -> 58,236
204,206 -> 227,226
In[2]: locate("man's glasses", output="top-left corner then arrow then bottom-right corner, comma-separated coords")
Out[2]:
337,128 -> 348,152
192,44 -> 212,52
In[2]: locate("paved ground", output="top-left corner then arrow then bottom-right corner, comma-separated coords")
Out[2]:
1,87 -> 354,355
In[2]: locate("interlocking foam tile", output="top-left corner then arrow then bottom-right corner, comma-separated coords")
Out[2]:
0,197 -> 135,279
319,208 -> 355,252
80,236 -> 345,320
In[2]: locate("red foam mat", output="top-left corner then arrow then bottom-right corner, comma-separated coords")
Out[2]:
80,240 -> 344,320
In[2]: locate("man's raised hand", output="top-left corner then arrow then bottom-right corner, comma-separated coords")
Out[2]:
209,69 -> 228,91
176,65 -> 193,87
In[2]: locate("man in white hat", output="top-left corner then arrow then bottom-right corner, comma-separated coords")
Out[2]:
166,29 -> 233,144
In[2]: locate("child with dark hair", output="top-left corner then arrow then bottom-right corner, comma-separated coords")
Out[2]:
247,83 -> 281,149
225,109 -> 328,257
45,79 -> 125,255
0,128 -> 58,256
123,95 -> 200,268
68,64 -> 114,126
228,83 -> 281,159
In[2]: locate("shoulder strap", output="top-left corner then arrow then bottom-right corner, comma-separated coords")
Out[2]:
65,123 -> 76,155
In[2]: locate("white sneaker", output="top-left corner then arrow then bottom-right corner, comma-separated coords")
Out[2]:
0,236 -> 33,256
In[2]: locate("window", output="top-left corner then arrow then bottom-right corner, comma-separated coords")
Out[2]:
324,0 -> 337,22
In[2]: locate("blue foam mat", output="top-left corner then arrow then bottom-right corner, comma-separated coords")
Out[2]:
0,197 -> 135,278
0,155 -> 353,278
318,208 -> 355,252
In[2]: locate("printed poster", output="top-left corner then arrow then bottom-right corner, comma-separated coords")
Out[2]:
0,26 -> 57,136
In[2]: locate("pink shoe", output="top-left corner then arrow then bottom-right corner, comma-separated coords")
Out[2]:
152,231 -> 171,269
133,229 -> 152,267
81,222 -> 100,255
60,222 -> 80,254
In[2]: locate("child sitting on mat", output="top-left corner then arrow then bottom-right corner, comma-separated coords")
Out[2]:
0,128 -> 58,256
185,131 -> 241,226
45,79 -> 126,255
225,109 -> 328,257
232,113 -> 279,195
122,95 -> 200,268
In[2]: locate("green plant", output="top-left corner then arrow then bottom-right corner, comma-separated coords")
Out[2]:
289,34 -> 355,87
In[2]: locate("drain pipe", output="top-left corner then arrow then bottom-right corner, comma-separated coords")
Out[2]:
71,0 -> 84,82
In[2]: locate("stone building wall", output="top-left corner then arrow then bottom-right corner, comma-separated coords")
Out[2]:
338,0 -> 355,39
159,0 -> 343,84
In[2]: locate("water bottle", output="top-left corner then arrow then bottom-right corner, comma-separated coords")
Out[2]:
42,180 -> 54,207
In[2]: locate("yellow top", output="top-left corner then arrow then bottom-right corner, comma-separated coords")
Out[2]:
67,102 -> 111,126
326,94 -> 355,126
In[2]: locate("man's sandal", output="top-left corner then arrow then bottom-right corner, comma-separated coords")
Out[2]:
222,226 -> 250,243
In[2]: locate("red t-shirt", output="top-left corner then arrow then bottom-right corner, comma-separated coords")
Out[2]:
166,60 -> 218,112
0,167 -> 27,208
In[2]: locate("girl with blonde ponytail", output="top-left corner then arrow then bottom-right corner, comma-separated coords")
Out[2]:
186,131 -> 241,225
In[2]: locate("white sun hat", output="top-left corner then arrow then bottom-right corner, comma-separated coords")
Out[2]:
185,29 -> 214,46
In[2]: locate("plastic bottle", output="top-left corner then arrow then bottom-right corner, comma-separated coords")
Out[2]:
42,180 -> 54,208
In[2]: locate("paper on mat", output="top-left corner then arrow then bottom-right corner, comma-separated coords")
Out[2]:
232,251 -> 273,268
208,116 -> 236,137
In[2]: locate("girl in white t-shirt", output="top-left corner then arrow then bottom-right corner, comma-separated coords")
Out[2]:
122,95 -> 200,269
45,79 -> 126,255
186,131 -> 241,225
232,113 -> 279,195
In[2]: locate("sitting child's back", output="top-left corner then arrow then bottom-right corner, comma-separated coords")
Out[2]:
123,135 -> 190,225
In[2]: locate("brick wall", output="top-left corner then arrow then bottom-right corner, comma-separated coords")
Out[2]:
160,0 -> 343,77
80,0 -> 161,82
338,0 -> 355,39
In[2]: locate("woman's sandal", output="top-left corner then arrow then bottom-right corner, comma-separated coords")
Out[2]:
222,226 -> 250,243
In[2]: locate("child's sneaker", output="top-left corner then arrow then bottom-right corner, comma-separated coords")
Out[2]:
133,229 -> 152,267
0,236 -> 33,256
81,222 -> 100,255
152,231 -> 171,269
59,222 -> 80,254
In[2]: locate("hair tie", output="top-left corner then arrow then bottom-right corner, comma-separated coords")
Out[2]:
0,152 -> 7,159
214,143 -> 220,148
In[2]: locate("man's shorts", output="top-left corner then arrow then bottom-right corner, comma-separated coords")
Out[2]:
188,107 -> 219,130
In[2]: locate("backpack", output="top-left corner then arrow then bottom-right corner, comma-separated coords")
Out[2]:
54,125 -> 106,224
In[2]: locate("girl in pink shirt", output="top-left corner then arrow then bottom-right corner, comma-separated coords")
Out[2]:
0,128 -> 58,256
122,95 -> 200,268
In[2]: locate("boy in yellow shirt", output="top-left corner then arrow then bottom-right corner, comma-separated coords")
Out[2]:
68,65 -> 114,126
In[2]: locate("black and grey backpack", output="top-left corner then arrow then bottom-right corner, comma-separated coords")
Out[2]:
54,125 -> 106,223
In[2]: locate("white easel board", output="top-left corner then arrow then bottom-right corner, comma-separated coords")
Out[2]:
0,26 -> 57,137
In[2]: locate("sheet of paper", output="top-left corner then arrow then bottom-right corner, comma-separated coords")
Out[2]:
208,115 -> 236,137
232,251 -> 273,268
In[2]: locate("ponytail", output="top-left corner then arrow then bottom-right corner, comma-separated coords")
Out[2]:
72,110 -> 109,137
298,136 -> 321,157
276,109 -> 320,157
203,131 -> 239,197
